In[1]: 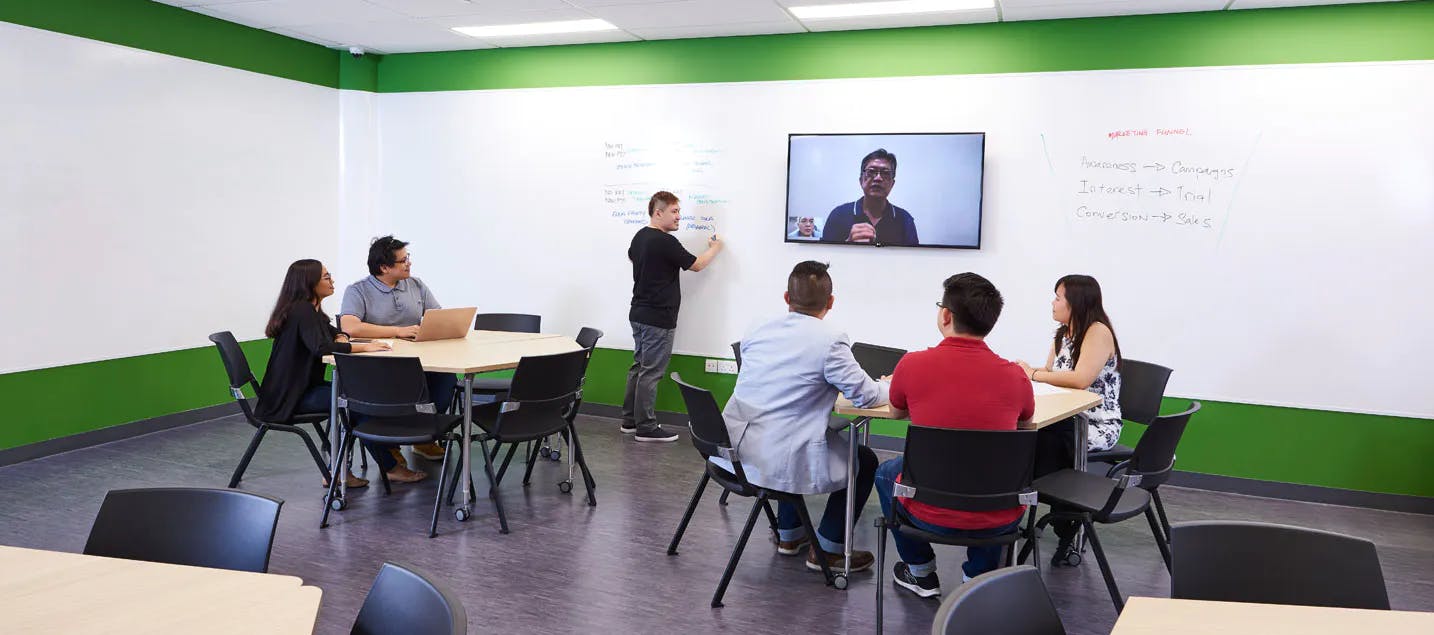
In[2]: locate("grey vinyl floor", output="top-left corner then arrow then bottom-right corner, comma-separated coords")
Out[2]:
1,413 -> 1431,634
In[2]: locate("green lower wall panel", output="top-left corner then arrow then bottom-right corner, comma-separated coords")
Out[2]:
581,348 -> 1434,499
0,341 -> 270,451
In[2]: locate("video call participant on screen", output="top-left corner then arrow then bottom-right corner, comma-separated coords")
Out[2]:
623,191 -> 723,443
788,216 -> 821,241
819,149 -> 920,246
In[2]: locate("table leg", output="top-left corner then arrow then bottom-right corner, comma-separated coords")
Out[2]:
458,374 -> 474,519
329,370 -> 344,500
842,417 -> 870,588
1074,416 -> 1087,551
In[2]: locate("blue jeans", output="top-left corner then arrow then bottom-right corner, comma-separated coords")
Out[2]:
775,446 -> 878,554
875,457 -> 1024,579
621,322 -> 675,434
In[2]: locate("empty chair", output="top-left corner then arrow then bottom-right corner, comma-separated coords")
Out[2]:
875,428 -> 1040,631
452,348 -> 594,533
84,487 -> 283,573
1171,520 -> 1389,610
545,327 -> 604,494
931,566 -> 1065,635
1018,402 -> 1201,612
1087,359 -> 1174,468
353,561 -> 467,635
208,331 -> 331,487
851,341 -> 906,379
1105,401 -> 1201,544
321,354 -> 464,536
456,313 -> 543,407
666,373 -> 838,607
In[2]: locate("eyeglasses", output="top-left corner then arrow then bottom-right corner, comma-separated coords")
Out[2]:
321,273 -> 333,281
394,255 -> 412,265
862,167 -> 894,179
934,301 -> 950,310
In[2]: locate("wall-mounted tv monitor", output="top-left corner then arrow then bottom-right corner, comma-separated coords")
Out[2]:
785,132 -> 985,249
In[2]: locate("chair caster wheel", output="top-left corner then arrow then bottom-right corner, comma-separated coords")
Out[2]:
327,497 -> 345,511
539,447 -> 551,458
454,507 -> 470,522
549,449 -> 561,461
558,481 -> 573,494
833,574 -> 848,590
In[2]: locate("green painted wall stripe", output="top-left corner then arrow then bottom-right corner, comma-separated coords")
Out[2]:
0,341 -> 270,451
580,348 -> 1434,499
340,53 -> 383,92
375,1 -> 1434,93
0,0 -> 339,88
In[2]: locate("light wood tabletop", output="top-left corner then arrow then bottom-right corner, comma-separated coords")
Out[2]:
324,330 -> 582,374
834,383 -> 1102,429
1111,597 -> 1434,634
0,545 -> 322,635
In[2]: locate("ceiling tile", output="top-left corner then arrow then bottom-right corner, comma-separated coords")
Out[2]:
477,30 -> 643,48
363,0 -> 575,19
586,0 -> 794,30
285,18 -> 490,53
431,8 -> 602,30
189,0 -> 407,30
999,0 -> 1226,21
628,20 -> 807,40
800,7 -> 999,31
266,26 -> 344,47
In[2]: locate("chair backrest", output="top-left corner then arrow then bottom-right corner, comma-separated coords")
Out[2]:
1125,401 -> 1200,489
1171,521 -> 1389,610
1118,358 -> 1173,425
852,342 -> 906,378
472,313 -> 540,333
901,427 -> 1037,512
575,327 -> 604,351
931,566 -> 1065,635
208,331 -> 265,423
492,348 -> 588,439
671,372 -> 751,483
730,341 -> 742,370
333,354 -> 433,418
84,487 -> 283,573
352,561 -> 467,635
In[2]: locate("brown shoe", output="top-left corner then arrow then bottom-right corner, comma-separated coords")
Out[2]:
322,472 -> 369,489
412,442 -> 446,460
776,535 -> 810,556
386,466 -> 429,484
806,547 -> 875,573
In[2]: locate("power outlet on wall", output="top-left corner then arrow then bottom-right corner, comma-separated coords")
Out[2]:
705,359 -> 739,374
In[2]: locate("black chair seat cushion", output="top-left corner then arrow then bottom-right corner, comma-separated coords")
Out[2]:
705,461 -> 763,498
352,414 -> 462,445
891,503 -> 1022,548
1033,469 -> 1150,522
470,377 -> 513,392
468,401 -> 566,443
1087,443 -> 1135,463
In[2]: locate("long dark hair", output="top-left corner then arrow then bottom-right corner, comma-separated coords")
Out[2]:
1052,274 -> 1121,370
265,259 -> 326,338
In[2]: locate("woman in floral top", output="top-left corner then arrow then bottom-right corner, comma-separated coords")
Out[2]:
1017,274 -> 1123,566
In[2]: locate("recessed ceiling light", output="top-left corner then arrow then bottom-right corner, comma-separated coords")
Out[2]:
453,19 -> 618,39
789,0 -> 994,20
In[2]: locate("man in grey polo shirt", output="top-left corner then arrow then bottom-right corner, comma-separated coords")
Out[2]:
339,235 -> 456,482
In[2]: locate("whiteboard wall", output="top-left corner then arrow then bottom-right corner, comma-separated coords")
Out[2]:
0,22 -> 340,373
370,60 -> 1434,419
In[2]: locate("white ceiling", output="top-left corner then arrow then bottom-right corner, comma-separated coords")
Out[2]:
149,0 -> 1412,54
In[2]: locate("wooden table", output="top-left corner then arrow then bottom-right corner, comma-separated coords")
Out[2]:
324,330 -> 583,523
825,384 -> 1102,588
1112,597 -> 1434,634
0,545 -> 321,634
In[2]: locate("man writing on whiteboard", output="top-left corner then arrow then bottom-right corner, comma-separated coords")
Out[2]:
622,191 -> 723,442
820,149 -> 920,246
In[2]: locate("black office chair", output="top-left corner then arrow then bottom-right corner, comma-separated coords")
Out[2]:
730,340 -> 742,369
463,312 -> 542,399
666,373 -> 839,607
1087,359 -> 1174,468
1171,520 -> 1389,610
450,348 -> 593,534
545,327 -> 604,495
84,487 -> 282,573
208,331 -> 331,487
852,341 -> 906,378
875,428 -> 1040,632
930,566 -> 1066,635
1017,402 -> 1200,613
320,354 -> 464,536
1105,401 -> 1202,543
352,561 -> 467,635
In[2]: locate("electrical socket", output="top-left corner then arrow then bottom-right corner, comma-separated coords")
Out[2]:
704,359 -> 719,373
714,360 -> 739,375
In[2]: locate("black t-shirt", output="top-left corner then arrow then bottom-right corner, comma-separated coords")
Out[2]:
628,226 -> 697,329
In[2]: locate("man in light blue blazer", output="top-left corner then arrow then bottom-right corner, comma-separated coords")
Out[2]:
723,261 -> 888,573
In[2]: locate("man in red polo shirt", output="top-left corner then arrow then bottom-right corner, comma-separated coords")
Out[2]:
874,272 -> 1034,598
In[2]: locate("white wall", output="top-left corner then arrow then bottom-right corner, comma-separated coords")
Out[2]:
0,22 -> 340,372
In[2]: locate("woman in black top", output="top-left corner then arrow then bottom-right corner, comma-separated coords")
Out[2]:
255,259 -> 391,488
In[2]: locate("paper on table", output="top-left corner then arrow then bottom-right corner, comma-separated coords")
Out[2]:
1030,381 -> 1068,396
